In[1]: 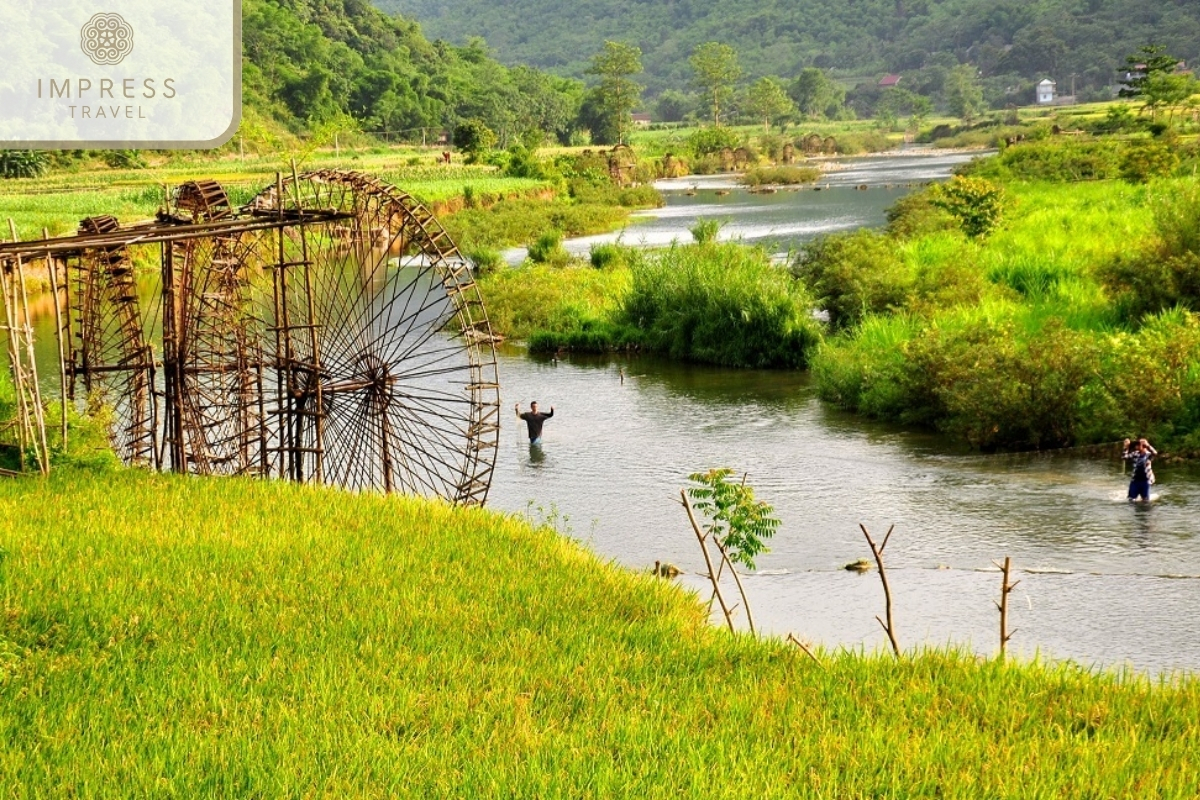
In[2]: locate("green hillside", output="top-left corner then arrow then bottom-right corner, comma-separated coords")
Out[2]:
241,0 -> 581,141
373,0 -> 1200,103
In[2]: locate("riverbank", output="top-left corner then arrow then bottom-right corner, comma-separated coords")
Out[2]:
1,466 -> 1197,796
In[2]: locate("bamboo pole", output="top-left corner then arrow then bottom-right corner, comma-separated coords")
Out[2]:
12,241 -> 50,475
44,229 -> 68,449
787,633 -> 825,670
0,257 -> 28,469
681,489 -> 736,633
860,523 -> 901,658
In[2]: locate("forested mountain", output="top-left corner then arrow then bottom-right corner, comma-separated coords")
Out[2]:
241,0 -> 582,141
372,0 -> 1200,104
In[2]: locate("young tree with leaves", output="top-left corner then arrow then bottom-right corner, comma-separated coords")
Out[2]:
584,41 -> 643,145
690,42 -> 742,126
1119,44 -> 1181,100
790,67 -> 845,119
945,64 -> 984,122
744,77 -> 795,131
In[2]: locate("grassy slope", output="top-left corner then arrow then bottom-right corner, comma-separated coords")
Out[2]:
2,469 -> 1199,796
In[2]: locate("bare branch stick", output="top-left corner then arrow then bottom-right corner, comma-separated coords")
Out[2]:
682,489 -> 736,633
711,534 -> 756,635
860,523 -> 901,658
787,633 -> 825,670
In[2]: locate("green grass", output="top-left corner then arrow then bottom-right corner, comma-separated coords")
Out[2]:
1,468 -> 1199,796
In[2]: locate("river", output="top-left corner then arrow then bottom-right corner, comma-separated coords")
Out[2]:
489,150 -> 1200,675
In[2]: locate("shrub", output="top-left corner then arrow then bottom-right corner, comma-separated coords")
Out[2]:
740,165 -> 821,186
466,247 -> 505,276
687,127 -> 739,158
527,230 -> 570,266
885,191 -> 955,239
792,230 -> 912,330
1120,141 -> 1180,183
966,139 -> 1122,182
928,175 -> 1006,240
624,242 -> 822,368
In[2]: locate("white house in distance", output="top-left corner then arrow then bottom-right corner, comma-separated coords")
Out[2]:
1036,78 -> 1056,104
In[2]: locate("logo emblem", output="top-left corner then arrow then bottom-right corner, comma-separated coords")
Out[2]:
80,13 -> 134,66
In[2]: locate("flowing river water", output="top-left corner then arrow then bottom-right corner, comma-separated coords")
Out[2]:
490,150 -> 1200,675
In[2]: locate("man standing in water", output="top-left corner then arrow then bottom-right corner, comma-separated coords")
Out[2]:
516,401 -> 555,445
1123,437 -> 1157,502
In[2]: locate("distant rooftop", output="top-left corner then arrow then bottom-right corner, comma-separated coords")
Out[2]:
878,74 -> 901,87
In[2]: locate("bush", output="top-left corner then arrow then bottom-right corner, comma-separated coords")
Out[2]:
466,247 -> 505,276
527,230 -> 570,266
792,230 -> 912,330
1120,141 -> 1180,183
624,242 -> 822,368
965,139 -> 1122,182
928,175 -> 1006,239
0,150 -> 49,179
885,191 -> 956,239
740,165 -> 821,186
102,150 -> 147,170
687,127 -> 740,158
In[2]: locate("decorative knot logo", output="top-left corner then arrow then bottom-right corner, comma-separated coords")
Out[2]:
80,13 -> 134,66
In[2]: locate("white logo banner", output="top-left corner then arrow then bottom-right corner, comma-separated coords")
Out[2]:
0,0 -> 240,148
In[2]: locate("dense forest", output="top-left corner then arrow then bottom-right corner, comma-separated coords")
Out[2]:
373,0 -> 1200,106
241,0 -> 582,142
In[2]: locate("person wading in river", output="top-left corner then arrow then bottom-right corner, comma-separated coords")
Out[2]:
1123,437 -> 1157,502
515,401 -> 555,445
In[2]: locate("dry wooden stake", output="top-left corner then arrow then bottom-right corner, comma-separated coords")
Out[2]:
860,523 -> 901,658
994,556 -> 1019,659
44,228 -> 68,449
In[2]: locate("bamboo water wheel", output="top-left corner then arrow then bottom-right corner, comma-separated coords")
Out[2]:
0,170 -> 501,506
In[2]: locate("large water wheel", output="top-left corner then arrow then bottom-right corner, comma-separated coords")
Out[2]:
14,169 -> 501,506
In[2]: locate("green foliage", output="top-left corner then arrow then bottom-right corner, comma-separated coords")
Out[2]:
689,219 -> 722,245
1120,140 -> 1181,183
685,468 -> 780,570
740,165 -> 820,187
377,0 -> 1200,115
527,230 -> 570,266
928,175 -> 1006,240
743,77 -> 795,130
453,119 -> 497,162
465,246 -> 504,275
1098,184 -> 1200,322
101,150 -> 147,170
624,242 -> 822,368
686,127 -> 739,158
965,139 -> 1123,182
584,41 -> 643,145
790,68 -> 846,119
885,191 -> 956,239
944,64 -> 985,121
689,42 -> 741,126
0,150 -> 48,179
793,230 -> 912,329
1119,44 -> 1184,100
589,242 -> 640,270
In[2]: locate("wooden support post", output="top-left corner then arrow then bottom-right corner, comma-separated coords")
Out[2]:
860,523 -> 901,658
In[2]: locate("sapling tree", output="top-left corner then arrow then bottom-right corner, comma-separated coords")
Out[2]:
682,468 -> 780,634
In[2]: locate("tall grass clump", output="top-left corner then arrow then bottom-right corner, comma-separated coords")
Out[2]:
624,242 -> 822,368
740,165 -> 820,186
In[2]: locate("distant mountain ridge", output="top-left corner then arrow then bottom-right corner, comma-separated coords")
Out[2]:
372,0 -> 1200,99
